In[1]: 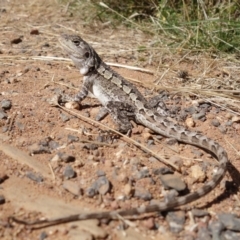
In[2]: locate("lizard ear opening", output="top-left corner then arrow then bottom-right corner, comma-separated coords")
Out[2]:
84,52 -> 90,58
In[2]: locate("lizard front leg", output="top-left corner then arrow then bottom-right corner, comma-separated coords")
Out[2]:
60,76 -> 92,103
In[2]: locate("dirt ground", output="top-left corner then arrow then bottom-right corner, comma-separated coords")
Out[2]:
0,0 -> 240,239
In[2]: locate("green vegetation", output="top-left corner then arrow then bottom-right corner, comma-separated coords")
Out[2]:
60,0 -> 240,52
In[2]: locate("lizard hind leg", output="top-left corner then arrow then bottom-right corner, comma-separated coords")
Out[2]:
106,101 -> 136,134
95,107 -> 109,121
145,95 -> 169,117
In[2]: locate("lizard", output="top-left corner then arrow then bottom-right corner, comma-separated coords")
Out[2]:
10,34 -> 229,226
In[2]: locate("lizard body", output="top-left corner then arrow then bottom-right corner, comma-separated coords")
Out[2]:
26,34 -> 228,224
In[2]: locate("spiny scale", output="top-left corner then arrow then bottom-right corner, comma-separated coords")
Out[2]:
13,34 -> 228,226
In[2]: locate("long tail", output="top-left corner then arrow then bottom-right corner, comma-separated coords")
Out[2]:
10,113 -> 228,227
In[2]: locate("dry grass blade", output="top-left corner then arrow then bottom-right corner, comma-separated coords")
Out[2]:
32,56 -> 154,74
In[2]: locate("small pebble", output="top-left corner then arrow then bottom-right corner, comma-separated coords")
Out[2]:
190,165 -> 206,182
164,189 -> 179,203
197,225 -> 211,240
86,187 -> 97,198
63,180 -> 82,196
96,170 -> 106,177
211,119 -> 220,127
48,140 -> 60,150
199,103 -> 211,111
26,172 -> 43,183
28,143 -> 51,154
133,168 -> 150,179
123,183 -> 132,196
134,187 -> 152,201
0,195 -> 6,204
60,113 -> 70,122
11,37 -> 22,44
50,154 -> 60,162
166,211 -> 185,233
63,165 -> 76,179
218,213 -> 240,231
39,231 -> 48,240
221,230 -> 240,240
65,101 -> 80,110
208,220 -> 224,239
192,209 -> 209,217
159,173 -> 186,191
1,99 -> 11,110
30,29 -> 39,35
218,125 -> 227,134
96,176 -> 111,195
169,156 -> 183,167
57,152 -> 75,163
0,110 -> 7,119
185,118 -> 195,128
67,134 -> 79,143
83,143 -> 98,150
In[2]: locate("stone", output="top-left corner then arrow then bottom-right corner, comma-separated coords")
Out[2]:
65,101 -> 80,110
63,165 -> 76,179
211,119 -> 220,127
218,213 -> 240,231
60,113 -> 70,122
134,187 -> 152,201
208,221 -> 224,239
26,171 -> 43,183
159,173 -> 186,191
190,165 -> 206,182
1,99 -> 11,110
0,195 -> 5,204
166,211 -> 185,233
96,176 -> 111,195
192,209 -> 209,217
57,152 -> 75,163
185,118 -> 195,128
63,180 -> 82,196
0,110 -> 7,119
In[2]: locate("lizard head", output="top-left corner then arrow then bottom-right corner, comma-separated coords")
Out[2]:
59,34 -> 101,75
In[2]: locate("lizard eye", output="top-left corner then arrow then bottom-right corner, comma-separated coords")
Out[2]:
73,40 -> 80,46
85,52 -> 90,58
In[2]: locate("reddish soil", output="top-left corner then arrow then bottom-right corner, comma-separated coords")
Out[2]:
0,1 -> 240,239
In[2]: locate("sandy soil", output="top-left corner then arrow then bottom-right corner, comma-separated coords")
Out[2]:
0,0 -> 240,239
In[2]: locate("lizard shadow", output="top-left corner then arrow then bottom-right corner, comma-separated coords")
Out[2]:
197,160 -> 240,209
80,103 -> 102,110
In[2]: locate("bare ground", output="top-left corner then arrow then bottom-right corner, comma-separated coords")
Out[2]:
0,0 -> 240,239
